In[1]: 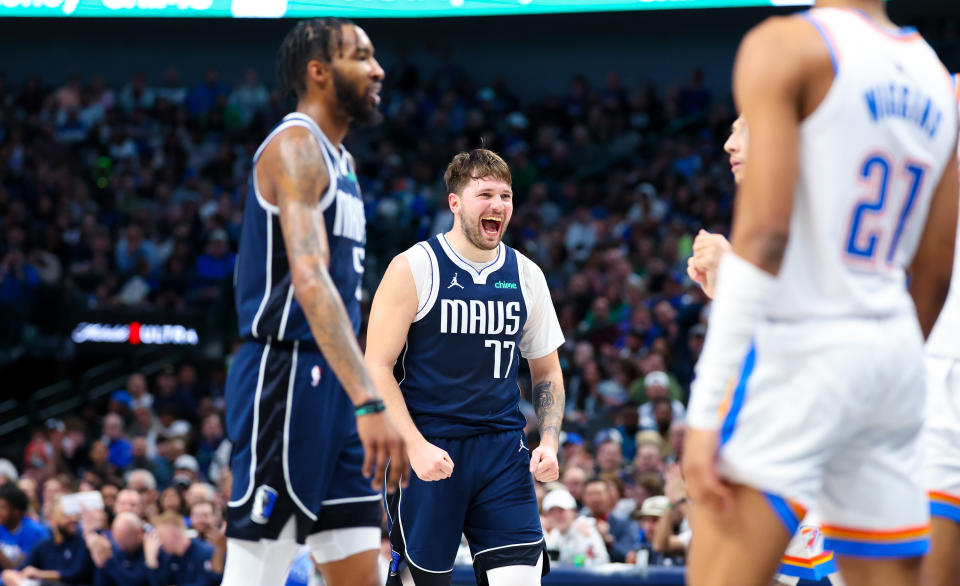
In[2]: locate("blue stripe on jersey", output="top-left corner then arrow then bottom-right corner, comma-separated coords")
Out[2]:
400,236 -> 528,438
235,113 -> 366,344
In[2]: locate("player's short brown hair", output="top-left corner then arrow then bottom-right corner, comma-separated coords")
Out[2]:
443,149 -> 512,196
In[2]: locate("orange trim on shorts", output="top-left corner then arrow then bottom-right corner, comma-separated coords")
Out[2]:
789,501 -> 808,521
715,375 -> 737,426
930,491 -> 960,507
781,552 -> 834,569
821,524 -> 929,542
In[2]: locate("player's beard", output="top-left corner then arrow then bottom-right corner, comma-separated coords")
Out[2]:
332,68 -> 383,126
457,208 -> 501,251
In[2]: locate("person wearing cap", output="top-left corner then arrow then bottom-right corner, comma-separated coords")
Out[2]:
542,489 -> 609,567
0,460 -> 18,486
171,456 -> 199,489
626,495 -> 671,566
637,371 -> 686,431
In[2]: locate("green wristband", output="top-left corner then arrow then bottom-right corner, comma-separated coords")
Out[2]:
354,399 -> 386,417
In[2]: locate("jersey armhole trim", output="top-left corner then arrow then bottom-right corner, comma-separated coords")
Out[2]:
801,12 -> 840,76
516,252 -> 532,316
414,243 -> 440,322
252,119 -> 336,215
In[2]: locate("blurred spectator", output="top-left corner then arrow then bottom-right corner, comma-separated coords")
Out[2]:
171,456 -> 199,491
579,478 -> 637,563
0,460 -> 18,485
125,471 -> 158,520
113,489 -> 144,520
153,367 -> 197,424
633,432 -> 666,479
125,374 -> 153,412
158,488 -> 184,517
196,414 -> 230,484
594,437 -> 624,478
543,489 -> 609,567
0,483 -> 50,571
626,495 -> 669,565
638,371 -> 686,431
86,512 -> 147,586
187,501 -> 217,543
651,464 -> 690,560
228,69 -> 268,129
102,414 -> 133,472
144,512 -> 221,586
183,483 -> 214,512
560,466 -> 587,507
1,500 -> 94,586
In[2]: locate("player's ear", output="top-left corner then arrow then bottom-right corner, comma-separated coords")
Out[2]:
448,192 -> 460,213
305,59 -> 331,89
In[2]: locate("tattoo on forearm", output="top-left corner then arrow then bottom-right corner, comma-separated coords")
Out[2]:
275,135 -> 378,406
533,380 -> 564,444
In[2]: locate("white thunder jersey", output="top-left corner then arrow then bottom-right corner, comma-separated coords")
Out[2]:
924,75 -> 960,359
767,8 -> 957,321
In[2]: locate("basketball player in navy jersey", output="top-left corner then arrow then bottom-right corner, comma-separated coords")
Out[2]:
365,149 -> 566,586
222,18 -> 407,586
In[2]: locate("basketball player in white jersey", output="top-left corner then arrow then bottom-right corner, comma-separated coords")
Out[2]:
921,75 -> 960,586
683,1 -> 959,585
689,116 -> 841,586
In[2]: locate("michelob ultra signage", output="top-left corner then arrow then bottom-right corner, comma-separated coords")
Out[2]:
0,0 -> 813,18
71,311 -> 199,349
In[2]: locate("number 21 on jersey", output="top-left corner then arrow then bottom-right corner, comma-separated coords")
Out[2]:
844,152 -> 928,268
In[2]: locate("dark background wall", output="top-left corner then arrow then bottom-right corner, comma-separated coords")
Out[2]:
2,1 -> 958,101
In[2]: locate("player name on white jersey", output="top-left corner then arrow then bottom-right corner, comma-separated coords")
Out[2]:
332,190 -> 366,242
440,299 -> 521,336
864,82 -> 946,139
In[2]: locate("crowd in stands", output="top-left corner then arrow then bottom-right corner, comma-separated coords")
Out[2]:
0,17 -> 955,582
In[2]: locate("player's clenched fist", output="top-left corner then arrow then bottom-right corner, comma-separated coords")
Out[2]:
409,437 -> 454,482
687,229 -> 731,299
357,411 -> 408,491
529,445 -> 559,482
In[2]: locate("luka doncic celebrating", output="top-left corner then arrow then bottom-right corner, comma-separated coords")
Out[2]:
366,149 -> 566,586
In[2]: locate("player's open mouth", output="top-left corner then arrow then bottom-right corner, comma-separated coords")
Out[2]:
481,217 -> 502,235
368,84 -> 382,106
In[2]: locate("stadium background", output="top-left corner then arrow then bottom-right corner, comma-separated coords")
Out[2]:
0,1 -> 958,584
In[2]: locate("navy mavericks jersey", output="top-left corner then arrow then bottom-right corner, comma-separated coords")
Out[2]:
400,235 -> 528,437
235,112 -> 366,343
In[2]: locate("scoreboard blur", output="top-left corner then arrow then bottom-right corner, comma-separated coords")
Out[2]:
0,0 -> 812,18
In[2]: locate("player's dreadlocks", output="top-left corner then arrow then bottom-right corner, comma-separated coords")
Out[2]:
277,17 -> 354,100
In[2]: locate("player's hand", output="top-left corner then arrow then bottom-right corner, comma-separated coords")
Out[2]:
690,229 -> 732,299
682,428 -> 733,516
408,437 -> 454,482
529,444 -> 559,482
357,411 -> 408,491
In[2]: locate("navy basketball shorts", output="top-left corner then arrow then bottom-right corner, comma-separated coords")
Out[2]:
385,429 -> 548,585
225,339 -> 381,543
